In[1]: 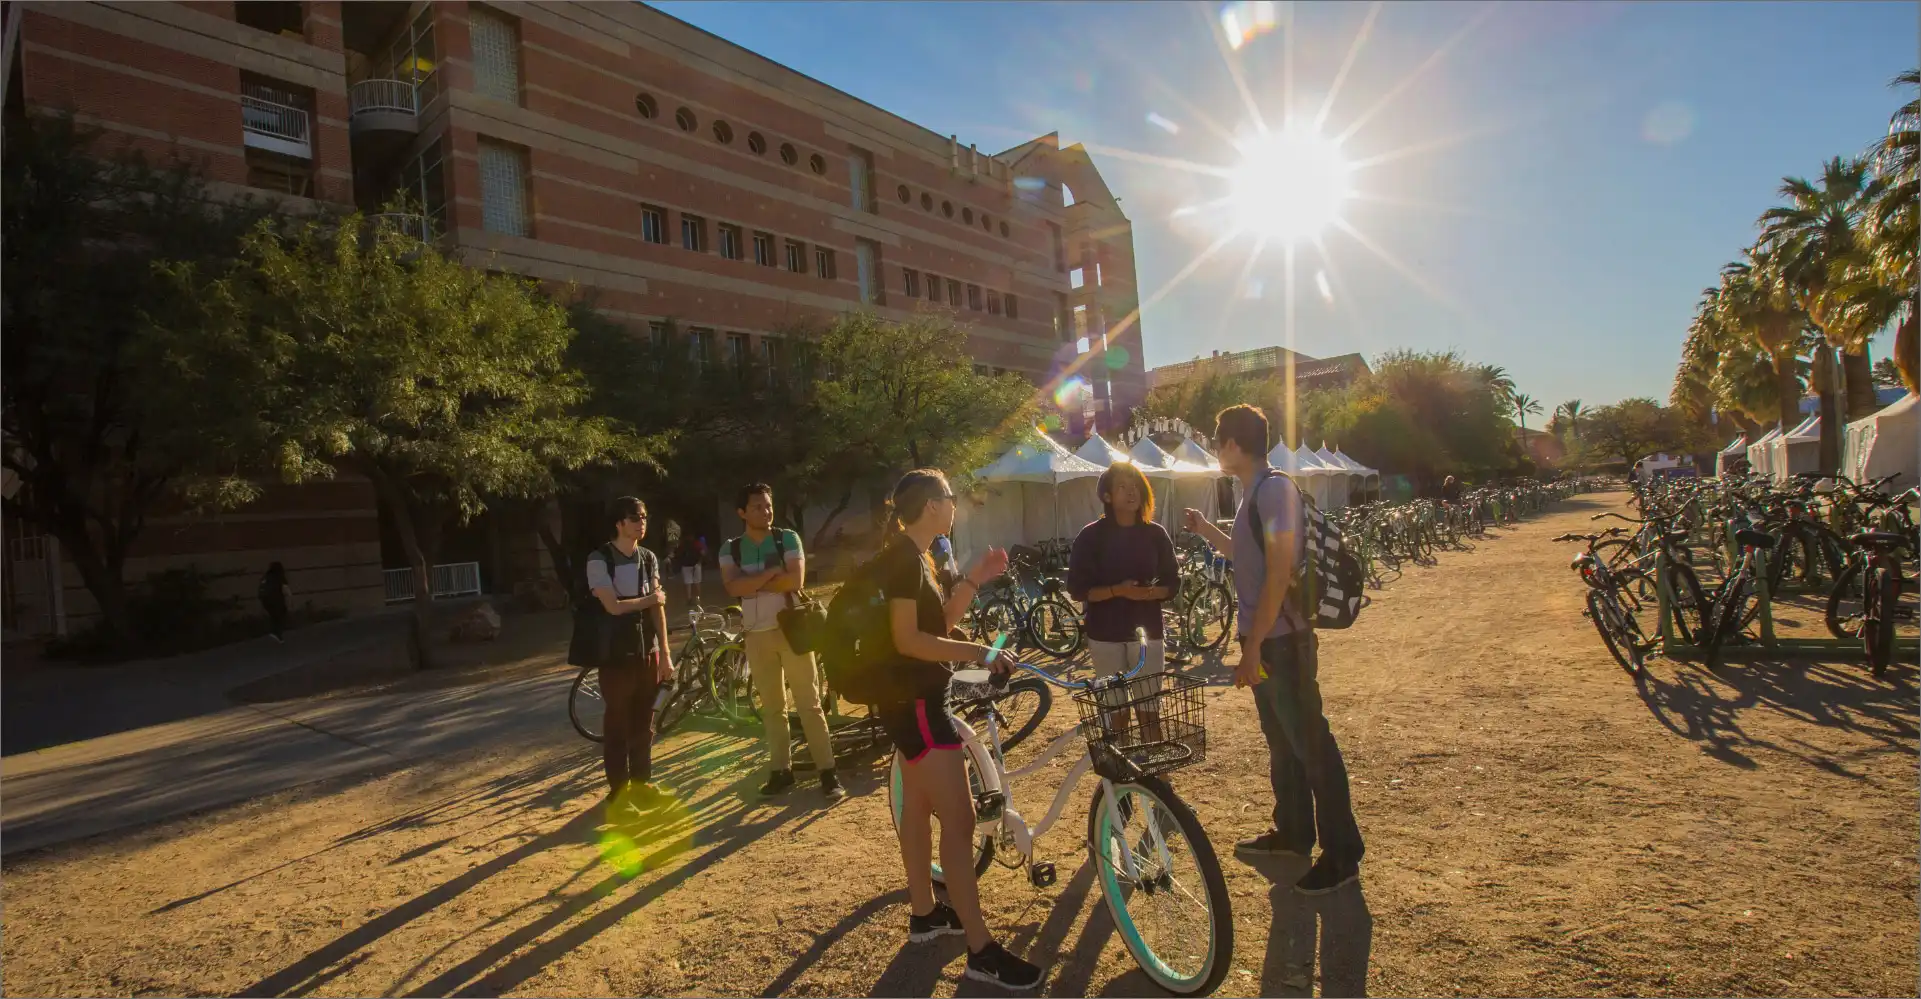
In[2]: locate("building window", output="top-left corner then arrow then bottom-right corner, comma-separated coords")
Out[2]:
816,247 -> 837,280
1095,261 -> 1105,286
753,231 -> 775,266
967,284 -> 982,311
1005,294 -> 1019,320
962,207 -> 975,225
1056,294 -> 1071,341
748,132 -> 766,155
236,1 -> 305,35
647,321 -> 667,346
688,327 -> 714,368
920,192 -> 933,211
809,153 -> 827,175
855,239 -> 881,304
712,120 -> 734,144
635,92 -> 658,118
245,148 -> 314,198
999,221 -> 1010,238
641,204 -> 666,244
376,7 -> 439,110
675,107 -> 697,132
986,290 -> 1002,316
469,7 -> 521,106
848,147 -> 876,212
681,213 -> 706,252
897,184 -> 911,204
718,223 -> 743,260
398,137 -> 447,230
726,332 -> 750,376
1070,267 -> 1085,290
903,268 -> 921,298
477,139 -> 530,237
947,279 -> 962,308
780,142 -> 798,166
1048,222 -> 1065,272
760,336 -> 781,377
241,76 -> 314,160
981,214 -> 993,233
974,364 -> 989,377
785,240 -> 805,273
925,273 -> 942,303
941,200 -> 954,219
1073,304 -> 1088,338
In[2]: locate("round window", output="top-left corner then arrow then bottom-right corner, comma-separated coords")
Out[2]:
921,192 -> 934,211
962,207 -> 974,225
712,120 -> 734,144
897,184 -> 911,204
634,93 -> 658,119
809,153 -> 826,175
780,143 -> 798,166
942,200 -> 954,218
999,221 -> 1010,238
675,107 -> 697,132
747,132 -> 767,155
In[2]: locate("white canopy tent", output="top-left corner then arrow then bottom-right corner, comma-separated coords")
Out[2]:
1715,435 -> 1749,478
1128,437 -> 1224,529
955,436 -> 1104,565
1265,443 -> 1346,509
1769,414 -> 1821,482
1173,438 -> 1222,471
1746,428 -> 1782,479
1075,432 -> 1136,468
1844,392 -> 1918,488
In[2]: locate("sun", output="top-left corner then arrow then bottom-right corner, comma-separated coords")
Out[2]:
1227,127 -> 1353,244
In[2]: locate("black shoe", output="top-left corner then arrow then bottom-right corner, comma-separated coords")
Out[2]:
819,769 -> 847,803
760,768 -> 795,797
1234,829 -> 1312,858
1294,856 -> 1360,895
907,901 -> 965,942
964,940 -> 1046,992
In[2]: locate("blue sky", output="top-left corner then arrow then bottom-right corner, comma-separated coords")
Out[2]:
649,1 -> 1916,411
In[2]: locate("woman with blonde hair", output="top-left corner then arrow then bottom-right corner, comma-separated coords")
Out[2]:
871,468 -> 1046,991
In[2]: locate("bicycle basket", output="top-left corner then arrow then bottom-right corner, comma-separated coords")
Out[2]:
1072,672 -> 1208,782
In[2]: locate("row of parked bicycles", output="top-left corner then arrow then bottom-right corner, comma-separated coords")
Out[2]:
1562,472 -> 1918,676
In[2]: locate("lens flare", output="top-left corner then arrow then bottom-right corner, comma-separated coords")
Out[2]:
1219,0 -> 1280,51
1053,376 -> 1090,408
1146,111 -> 1182,135
1228,127 -> 1352,245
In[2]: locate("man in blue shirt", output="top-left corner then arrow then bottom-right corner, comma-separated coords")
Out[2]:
720,483 -> 842,802
1184,404 -> 1364,895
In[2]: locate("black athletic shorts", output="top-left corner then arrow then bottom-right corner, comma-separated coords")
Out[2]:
876,697 -> 963,763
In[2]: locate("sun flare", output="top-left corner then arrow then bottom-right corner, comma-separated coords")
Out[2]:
1227,127 -> 1353,244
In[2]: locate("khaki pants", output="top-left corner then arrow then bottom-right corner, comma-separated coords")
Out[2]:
746,628 -> 835,772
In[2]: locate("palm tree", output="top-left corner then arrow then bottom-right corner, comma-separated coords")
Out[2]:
1716,247 -> 1810,432
1864,68 -> 1918,392
1758,155 -> 1883,443
1553,399 -> 1585,442
1510,392 -> 1543,434
1476,364 -> 1517,406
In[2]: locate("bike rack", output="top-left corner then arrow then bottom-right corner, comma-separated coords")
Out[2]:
1655,523 -> 1918,660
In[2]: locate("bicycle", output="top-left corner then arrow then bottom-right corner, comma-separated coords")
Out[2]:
568,606 -> 746,742
887,649 -> 1234,996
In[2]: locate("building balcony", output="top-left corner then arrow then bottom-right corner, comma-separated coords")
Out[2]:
240,88 -> 312,159
349,78 -> 419,138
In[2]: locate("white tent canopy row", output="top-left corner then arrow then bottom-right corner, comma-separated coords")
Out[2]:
1715,434 -> 1748,477
1264,440 -> 1378,510
1767,414 -> 1821,483
1844,392 -> 1918,489
1746,427 -> 1783,479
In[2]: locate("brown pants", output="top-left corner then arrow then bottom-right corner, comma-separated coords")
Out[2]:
746,628 -> 834,772
598,656 -> 660,791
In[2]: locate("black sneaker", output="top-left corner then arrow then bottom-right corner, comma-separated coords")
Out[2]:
1294,856 -> 1360,895
1234,829 -> 1312,858
907,901 -> 965,942
965,941 -> 1046,992
819,769 -> 847,803
760,768 -> 795,797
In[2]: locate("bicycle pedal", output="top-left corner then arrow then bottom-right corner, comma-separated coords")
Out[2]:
1028,861 -> 1057,889
974,789 -> 1006,823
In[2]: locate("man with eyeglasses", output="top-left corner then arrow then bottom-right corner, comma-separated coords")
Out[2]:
585,496 -> 674,816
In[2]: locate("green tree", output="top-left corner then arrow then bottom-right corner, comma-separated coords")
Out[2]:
1297,349 -> 1520,487
1139,365 -> 1261,438
788,312 -> 1036,551
1510,392 -> 1543,434
1573,398 -> 1709,470
1864,68 -> 1919,392
1,114 -> 271,642
155,214 -> 656,665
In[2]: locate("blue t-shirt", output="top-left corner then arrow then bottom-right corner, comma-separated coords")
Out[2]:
1231,470 -> 1308,640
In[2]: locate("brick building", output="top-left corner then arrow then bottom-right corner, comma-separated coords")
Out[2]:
1148,345 -> 1370,395
1,0 -> 1147,636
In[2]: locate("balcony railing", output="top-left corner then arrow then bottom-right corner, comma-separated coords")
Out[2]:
350,78 -> 418,116
371,212 -> 432,241
383,561 -> 483,603
241,90 -> 312,159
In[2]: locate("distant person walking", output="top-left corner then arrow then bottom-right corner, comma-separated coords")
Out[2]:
259,562 -> 291,643
720,483 -> 843,802
1440,475 -> 1463,503
675,530 -> 706,608
1183,404 -> 1365,895
586,496 -> 674,817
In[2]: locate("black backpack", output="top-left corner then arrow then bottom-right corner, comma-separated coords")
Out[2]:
567,543 -> 656,667
1247,469 -> 1365,630
817,553 -> 896,704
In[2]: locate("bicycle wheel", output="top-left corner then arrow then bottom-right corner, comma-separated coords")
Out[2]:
654,675 -> 697,736
1590,539 -> 1637,572
1825,559 -> 1866,640
959,677 -> 1052,753
1586,589 -> 1645,675
971,597 -> 1023,648
1865,565 -> 1898,677
1179,581 -> 1235,653
1027,594 -> 1084,659
1086,775 -> 1233,997
568,667 -> 605,743
706,644 -> 755,723
1703,575 -> 1754,666
888,743 -> 994,885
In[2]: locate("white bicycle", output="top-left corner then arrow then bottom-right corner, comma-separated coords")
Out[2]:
887,650 -> 1234,996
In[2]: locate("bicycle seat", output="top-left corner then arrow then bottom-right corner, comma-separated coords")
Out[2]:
1039,576 -> 1066,594
1849,531 -> 1914,549
1734,529 -> 1777,549
1659,530 -> 1691,547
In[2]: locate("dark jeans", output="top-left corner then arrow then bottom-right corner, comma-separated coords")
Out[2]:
1254,632 -> 1365,866
598,656 -> 660,792
262,598 -> 288,639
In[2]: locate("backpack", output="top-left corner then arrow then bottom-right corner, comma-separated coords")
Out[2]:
816,553 -> 897,704
1247,468 -> 1365,630
567,543 -> 656,667
730,531 -> 828,652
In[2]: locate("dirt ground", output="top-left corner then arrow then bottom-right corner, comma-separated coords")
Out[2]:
4,491 -> 1916,998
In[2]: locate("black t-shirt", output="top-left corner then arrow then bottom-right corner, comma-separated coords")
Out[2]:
873,535 -> 954,702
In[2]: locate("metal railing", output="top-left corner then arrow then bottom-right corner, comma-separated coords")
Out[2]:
383,561 -> 483,603
240,89 -> 311,157
349,78 -> 419,117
